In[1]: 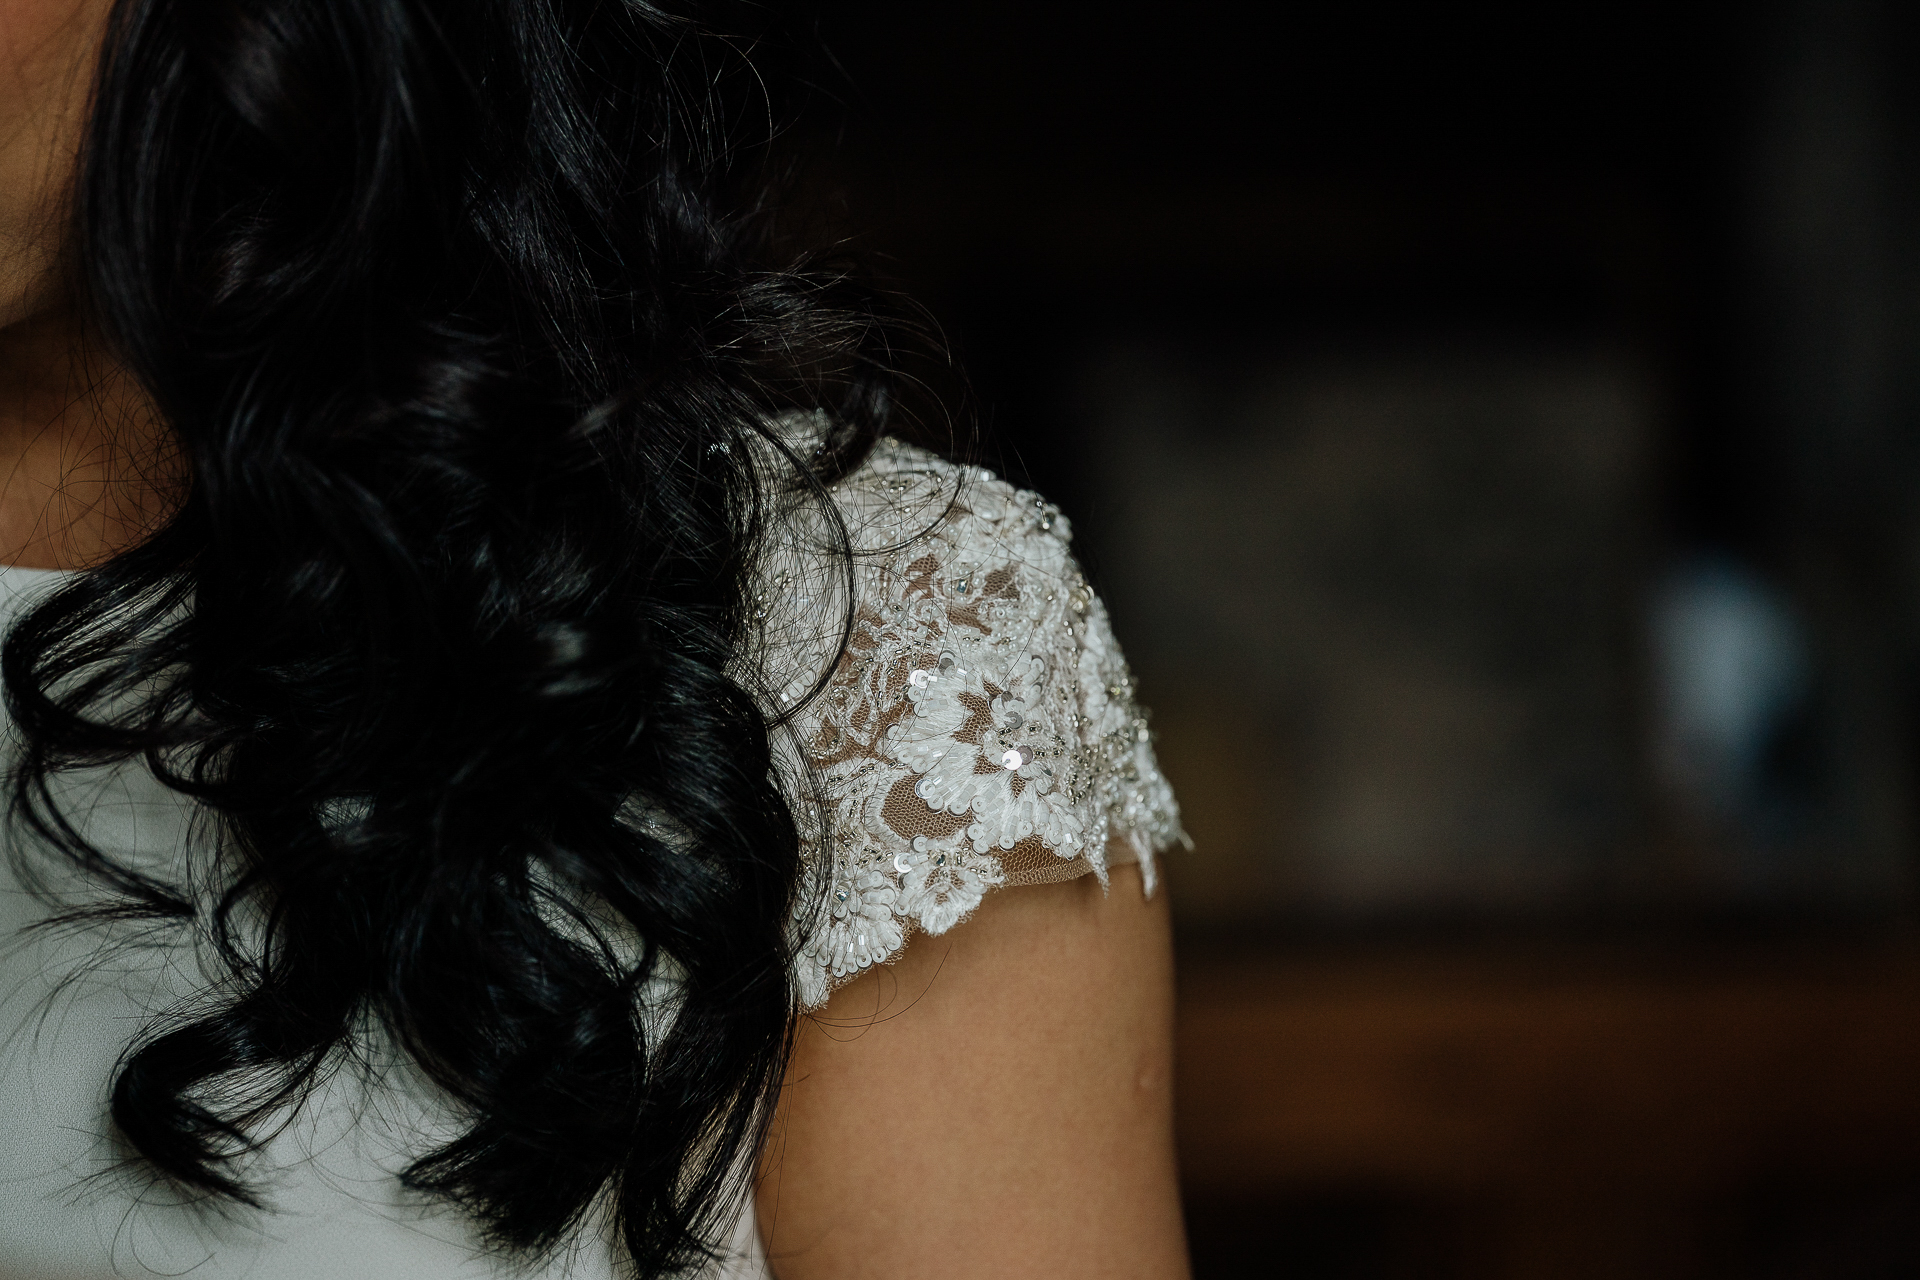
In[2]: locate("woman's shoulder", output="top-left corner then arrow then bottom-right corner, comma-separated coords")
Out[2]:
755,437 -> 1185,1007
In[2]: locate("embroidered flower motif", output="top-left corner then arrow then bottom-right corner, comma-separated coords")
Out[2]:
794,865 -> 905,1006
897,842 -> 1004,935
750,437 -> 1184,1007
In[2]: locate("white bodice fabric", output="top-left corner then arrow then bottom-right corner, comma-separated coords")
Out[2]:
0,440 -> 1181,1278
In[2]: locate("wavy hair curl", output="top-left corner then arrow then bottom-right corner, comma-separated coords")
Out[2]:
2,0 -> 892,1271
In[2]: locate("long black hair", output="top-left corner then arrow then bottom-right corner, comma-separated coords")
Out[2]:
2,0 -> 893,1272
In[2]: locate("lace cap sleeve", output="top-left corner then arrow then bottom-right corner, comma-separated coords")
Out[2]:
754,439 -> 1185,1007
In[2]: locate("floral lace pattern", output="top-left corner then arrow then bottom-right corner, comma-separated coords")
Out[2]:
748,438 -> 1184,1008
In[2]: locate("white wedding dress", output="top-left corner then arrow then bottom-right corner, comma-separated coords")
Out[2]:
0,439 -> 1182,1278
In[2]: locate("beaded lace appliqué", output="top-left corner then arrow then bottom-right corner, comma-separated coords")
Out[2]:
750,438 -> 1184,1008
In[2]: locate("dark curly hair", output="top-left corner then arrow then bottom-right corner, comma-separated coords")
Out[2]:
2,0 -> 894,1272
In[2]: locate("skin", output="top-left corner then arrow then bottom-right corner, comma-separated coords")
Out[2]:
0,0 -> 171,570
758,861 -> 1191,1279
0,2 -> 1192,1274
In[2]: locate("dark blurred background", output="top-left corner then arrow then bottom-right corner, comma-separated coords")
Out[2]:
748,2 -> 1920,1274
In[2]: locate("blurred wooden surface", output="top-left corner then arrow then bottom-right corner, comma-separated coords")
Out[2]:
1174,941 -> 1920,1277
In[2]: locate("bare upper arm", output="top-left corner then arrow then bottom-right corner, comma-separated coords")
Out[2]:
754,861 -> 1190,1279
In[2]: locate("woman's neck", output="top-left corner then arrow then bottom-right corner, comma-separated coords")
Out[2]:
0,304 -> 173,571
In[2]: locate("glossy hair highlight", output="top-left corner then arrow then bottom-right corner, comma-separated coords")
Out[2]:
2,0 -> 892,1271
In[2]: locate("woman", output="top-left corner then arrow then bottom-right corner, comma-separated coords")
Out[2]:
0,2 -> 1188,1277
